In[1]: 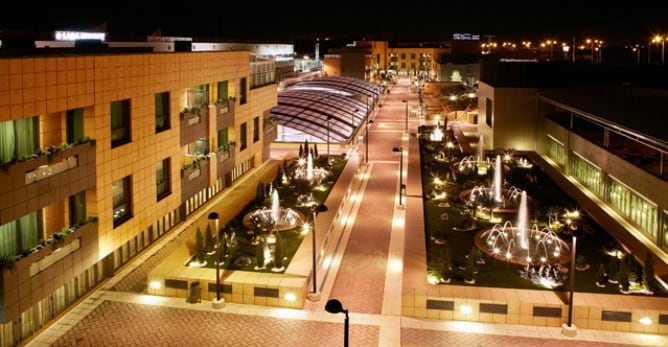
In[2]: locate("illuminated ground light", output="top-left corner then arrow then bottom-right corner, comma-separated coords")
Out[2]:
284,292 -> 297,302
427,274 -> 440,284
149,280 -> 162,290
388,258 -> 403,272
639,317 -> 652,325
459,305 -> 473,314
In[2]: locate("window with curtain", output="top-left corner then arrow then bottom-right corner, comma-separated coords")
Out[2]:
111,99 -> 131,148
194,84 -> 209,107
217,81 -> 228,101
69,191 -> 87,226
217,127 -> 229,147
67,108 -> 85,144
112,176 -> 132,228
155,92 -> 170,133
156,158 -> 171,200
0,117 -> 39,164
187,138 -> 209,156
0,212 -> 40,258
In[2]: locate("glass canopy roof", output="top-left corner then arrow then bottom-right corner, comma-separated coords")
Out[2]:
270,76 -> 385,143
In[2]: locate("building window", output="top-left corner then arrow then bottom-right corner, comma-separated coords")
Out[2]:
194,84 -> 209,107
608,176 -> 658,240
217,81 -> 229,101
239,77 -> 247,105
156,158 -> 171,201
411,53 -> 416,59
112,176 -> 132,228
0,116 -> 39,164
0,212 -> 40,258
67,108 -> 85,143
218,127 -> 229,146
546,135 -> 566,168
111,99 -> 131,148
155,92 -> 170,133
569,152 -> 604,198
485,98 -> 493,127
69,191 -> 87,226
401,53 -> 406,59
187,138 -> 209,156
253,116 -> 260,143
240,122 -> 247,150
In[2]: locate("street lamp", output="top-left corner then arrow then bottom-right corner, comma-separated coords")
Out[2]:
325,299 -> 349,347
562,209 -> 580,337
208,212 -> 224,309
401,99 -> 408,132
652,35 -> 665,64
306,205 -> 321,301
392,147 -> 405,208
365,120 -> 374,164
326,116 -> 332,165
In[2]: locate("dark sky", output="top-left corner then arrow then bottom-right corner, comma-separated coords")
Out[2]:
2,4 -> 665,46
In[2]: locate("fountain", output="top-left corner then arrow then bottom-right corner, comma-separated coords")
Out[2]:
243,188 -> 305,232
430,122 -> 444,142
458,155 -> 527,216
474,190 -> 571,266
293,153 -> 331,186
452,135 -> 490,175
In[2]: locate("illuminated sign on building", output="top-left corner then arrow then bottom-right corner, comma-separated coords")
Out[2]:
55,31 -> 106,42
452,33 -> 481,41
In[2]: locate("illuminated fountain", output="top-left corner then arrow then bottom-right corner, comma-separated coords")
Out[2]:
474,190 -> 571,267
429,121 -> 444,142
293,153 -> 331,186
243,188 -> 304,232
453,135 -> 490,175
458,155 -> 526,217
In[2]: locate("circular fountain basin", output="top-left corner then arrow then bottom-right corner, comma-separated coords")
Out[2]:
242,208 -> 305,232
474,226 -> 571,266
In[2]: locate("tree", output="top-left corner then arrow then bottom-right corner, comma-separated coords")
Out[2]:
643,251 -> 656,293
273,232 -> 286,271
438,241 -> 453,283
255,181 -> 265,207
607,256 -> 619,283
255,237 -> 266,270
205,224 -> 216,254
618,256 -> 630,292
313,143 -> 319,158
194,228 -> 206,264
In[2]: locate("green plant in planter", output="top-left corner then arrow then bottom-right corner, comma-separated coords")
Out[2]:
0,254 -> 16,271
194,228 -> 206,264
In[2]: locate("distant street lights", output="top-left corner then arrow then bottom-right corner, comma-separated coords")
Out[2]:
401,99 -> 408,132
325,299 -> 349,347
392,147 -> 405,208
208,212 -> 224,309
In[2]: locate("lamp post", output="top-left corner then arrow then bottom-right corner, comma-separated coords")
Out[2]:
653,35 -> 666,64
306,205 -> 321,301
562,209 -> 579,337
326,116 -> 332,165
401,99 -> 408,132
365,120 -> 374,164
325,299 -> 349,347
392,147 -> 404,208
208,212 -> 224,309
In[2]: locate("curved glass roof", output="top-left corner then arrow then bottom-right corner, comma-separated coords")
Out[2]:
270,76 -> 385,143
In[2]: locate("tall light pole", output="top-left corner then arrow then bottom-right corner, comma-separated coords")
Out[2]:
326,116 -> 332,165
562,209 -> 579,337
392,147 -> 404,208
401,99 -> 408,132
208,212 -> 224,309
307,205 -> 320,301
365,120 -> 374,164
325,299 -> 349,347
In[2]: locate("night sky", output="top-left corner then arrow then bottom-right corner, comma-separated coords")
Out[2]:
1,3 -> 664,46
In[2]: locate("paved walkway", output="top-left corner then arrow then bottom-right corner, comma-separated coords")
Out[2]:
23,77 -> 668,347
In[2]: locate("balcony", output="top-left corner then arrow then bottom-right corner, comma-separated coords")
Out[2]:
0,141 -> 96,224
0,219 -> 98,322
180,107 -> 209,146
215,143 -> 236,185
180,157 -> 210,202
216,101 -> 235,129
